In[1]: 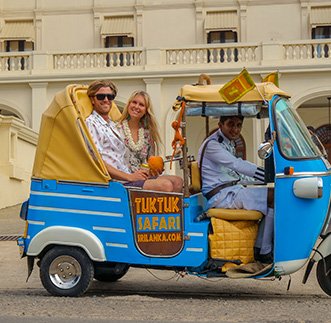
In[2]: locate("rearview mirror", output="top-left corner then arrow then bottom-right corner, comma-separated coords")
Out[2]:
258,142 -> 273,159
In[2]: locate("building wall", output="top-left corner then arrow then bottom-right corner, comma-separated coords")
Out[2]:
0,0 -> 331,208
0,116 -> 37,208
41,14 -> 95,51
246,3 -> 302,42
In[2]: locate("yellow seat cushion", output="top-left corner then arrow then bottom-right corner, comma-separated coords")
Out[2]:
207,208 -> 263,221
209,217 -> 258,266
189,160 -> 201,193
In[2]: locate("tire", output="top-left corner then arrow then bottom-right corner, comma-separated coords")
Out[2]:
40,246 -> 94,297
94,263 -> 129,282
316,254 -> 331,297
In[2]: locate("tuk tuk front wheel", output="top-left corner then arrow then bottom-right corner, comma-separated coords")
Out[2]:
40,246 -> 94,297
316,254 -> 331,296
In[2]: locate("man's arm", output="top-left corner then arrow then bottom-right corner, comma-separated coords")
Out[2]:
104,162 -> 148,181
206,140 -> 264,181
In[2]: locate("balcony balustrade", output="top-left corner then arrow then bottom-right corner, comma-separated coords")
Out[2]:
53,48 -> 144,69
0,39 -> 330,75
166,43 -> 259,65
0,52 -> 31,72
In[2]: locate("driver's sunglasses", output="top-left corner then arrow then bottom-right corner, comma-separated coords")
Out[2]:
94,93 -> 116,101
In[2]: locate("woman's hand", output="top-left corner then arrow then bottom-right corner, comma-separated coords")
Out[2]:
128,169 -> 148,181
149,168 -> 164,177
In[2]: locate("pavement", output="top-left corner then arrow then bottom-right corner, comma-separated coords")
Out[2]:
0,204 -> 24,236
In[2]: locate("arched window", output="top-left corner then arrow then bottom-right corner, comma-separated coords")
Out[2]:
234,135 -> 246,160
0,108 -> 21,119
315,124 -> 331,161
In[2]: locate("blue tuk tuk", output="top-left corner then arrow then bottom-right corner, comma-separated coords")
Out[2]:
17,78 -> 331,297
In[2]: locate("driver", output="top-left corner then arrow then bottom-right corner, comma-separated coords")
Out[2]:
198,115 -> 274,268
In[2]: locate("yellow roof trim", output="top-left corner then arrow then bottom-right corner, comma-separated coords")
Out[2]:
178,82 -> 290,103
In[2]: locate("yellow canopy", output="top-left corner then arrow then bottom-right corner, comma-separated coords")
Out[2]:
32,84 -> 121,183
177,82 -> 290,103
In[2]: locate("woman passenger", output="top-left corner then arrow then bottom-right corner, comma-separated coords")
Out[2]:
118,90 -> 183,192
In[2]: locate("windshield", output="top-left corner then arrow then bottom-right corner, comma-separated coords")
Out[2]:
274,98 -> 322,159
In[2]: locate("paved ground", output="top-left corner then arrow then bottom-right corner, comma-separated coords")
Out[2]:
0,204 -> 24,236
0,204 -> 330,322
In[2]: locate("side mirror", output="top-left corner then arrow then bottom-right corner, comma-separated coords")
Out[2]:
258,141 -> 273,160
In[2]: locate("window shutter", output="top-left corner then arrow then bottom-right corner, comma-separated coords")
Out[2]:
101,16 -> 134,38
0,20 -> 34,41
205,11 -> 237,31
310,7 -> 331,27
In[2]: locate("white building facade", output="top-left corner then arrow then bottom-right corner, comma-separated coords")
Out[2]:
1,0 -> 331,208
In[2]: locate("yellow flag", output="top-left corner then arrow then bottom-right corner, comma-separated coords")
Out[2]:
219,69 -> 256,104
262,71 -> 279,87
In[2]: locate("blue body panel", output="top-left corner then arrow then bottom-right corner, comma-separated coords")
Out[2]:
269,96 -> 331,264
25,179 -> 209,268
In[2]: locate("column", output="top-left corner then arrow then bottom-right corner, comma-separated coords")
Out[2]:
29,82 -> 48,132
195,1 -> 204,43
239,4 -> 248,42
35,16 -> 42,51
135,4 -> 143,47
94,14 -> 102,48
300,2 -> 309,39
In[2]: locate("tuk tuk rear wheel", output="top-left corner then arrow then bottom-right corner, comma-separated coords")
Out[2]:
316,254 -> 331,296
94,263 -> 129,282
40,246 -> 94,297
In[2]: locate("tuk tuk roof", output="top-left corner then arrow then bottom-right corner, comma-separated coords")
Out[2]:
177,82 -> 290,103
32,84 -> 121,183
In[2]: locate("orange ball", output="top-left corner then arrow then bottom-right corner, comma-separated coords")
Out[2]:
148,156 -> 164,174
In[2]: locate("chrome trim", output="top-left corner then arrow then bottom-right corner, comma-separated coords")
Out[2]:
274,258 -> 307,275
28,205 -> 123,218
128,188 -> 183,196
30,190 -> 121,202
321,195 -> 331,237
106,242 -> 128,248
185,247 -> 203,252
27,220 -> 45,226
276,170 -> 331,179
187,232 -> 204,237
92,226 -> 126,233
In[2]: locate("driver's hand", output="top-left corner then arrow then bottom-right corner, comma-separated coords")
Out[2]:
268,131 -> 276,145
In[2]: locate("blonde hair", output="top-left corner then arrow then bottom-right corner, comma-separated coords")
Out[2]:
119,90 -> 162,153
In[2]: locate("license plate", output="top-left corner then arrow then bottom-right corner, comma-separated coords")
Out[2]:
17,237 -> 25,257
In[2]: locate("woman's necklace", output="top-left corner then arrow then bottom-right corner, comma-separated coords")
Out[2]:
123,119 -> 144,152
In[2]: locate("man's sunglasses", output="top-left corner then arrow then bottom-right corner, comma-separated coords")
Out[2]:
94,93 -> 116,101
